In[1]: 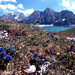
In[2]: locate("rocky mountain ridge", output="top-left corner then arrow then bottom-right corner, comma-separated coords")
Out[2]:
0,13 -> 25,22
0,8 -> 75,26
20,8 -> 75,26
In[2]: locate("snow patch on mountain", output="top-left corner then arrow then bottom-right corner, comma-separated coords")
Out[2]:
11,13 -> 15,15
62,19 -> 65,21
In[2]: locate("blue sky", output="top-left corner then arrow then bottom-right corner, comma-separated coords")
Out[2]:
0,0 -> 75,16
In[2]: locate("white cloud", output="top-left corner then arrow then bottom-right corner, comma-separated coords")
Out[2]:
62,0 -> 70,8
6,4 -> 17,10
18,4 -> 24,9
0,0 -> 17,3
0,2 -> 34,16
0,4 -> 17,10
0,3 -> 18,14
17,8 -> 34,16
61,0 -> 75,10
69,1 -> 75,9
0,4 -> 7,9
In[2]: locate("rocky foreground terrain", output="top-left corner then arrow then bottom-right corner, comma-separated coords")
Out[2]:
0,19 -> 75,75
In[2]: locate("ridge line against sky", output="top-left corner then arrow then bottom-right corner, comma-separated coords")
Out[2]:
0,0 -> 75,16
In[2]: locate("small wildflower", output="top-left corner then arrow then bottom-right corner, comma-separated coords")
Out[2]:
69,55 -> 71,57
31,27 -> 33,30
35,34 -> 37,36
4,55 -> 12,61
71,52 -> 75,55
32,54 -> 38,59
11,50 -> 16,54
71,45 -> 74,48
56,52 -> 60,55
35,29 -> 38,30
67,40 -> 70,43
0,48 -> 3,52
0,56 -> 1,60
38,29 -> 40,31
32,30 -> 34,31
47,32 -> 50,36
46,39 -> 50,43
54,33 -> 56,35
50,34 -> 54,38
8,20 -> 11,22
67,50 -> 70,52
7,48 -> 11,51
70,45 -> 74,49
63,53 -> 66,55
41,60 -> 45,65
0,52 -> 6,57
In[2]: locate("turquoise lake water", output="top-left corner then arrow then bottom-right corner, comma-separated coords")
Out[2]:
40,26 -> 75,32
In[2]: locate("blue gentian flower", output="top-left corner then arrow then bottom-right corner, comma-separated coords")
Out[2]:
67,40 -> 70,43
32,30 -> 34,31
67,50 -> 70,52
46,39 -> 50,43
0,52 -> 6,57
7,48 -> 11,51
70,44 -> 74,50
50,34 -> 52,36
47,32 -> 50,36
41,60 -> 45,65
38,29 -> 40,31
0,48 -> 3,52
35,29 -> 38,31
50,34 -> 54,38
0,56 -> 1,60
32,54 -> 38,59
54,33 -> 56,35
11,50 -> 16,54
71,45 -> 74,47
4,55 -> 12,61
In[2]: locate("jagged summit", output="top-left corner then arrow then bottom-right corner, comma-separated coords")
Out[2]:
19,8 -> 75,26
0,8 -> 75,26
0,13 -> 25,22
44,7 -> 55,12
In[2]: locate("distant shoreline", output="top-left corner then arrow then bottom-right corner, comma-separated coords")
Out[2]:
32,24 -> 75,27
34,24 -> 53,27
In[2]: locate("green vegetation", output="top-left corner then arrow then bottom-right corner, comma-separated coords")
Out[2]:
0,19 -> 75,75
60,27 -> 75,33
57,27 -> 75,37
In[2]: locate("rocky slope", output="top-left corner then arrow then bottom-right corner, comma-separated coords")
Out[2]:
0,19 -> 75,75
20,8 -> 75,26
0,13 -> 25,22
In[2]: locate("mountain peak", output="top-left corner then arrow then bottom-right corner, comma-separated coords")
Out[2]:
33,10 -> 40,13
31,10 -> 41,16
61,10 -> 74,16
61,10 -> 71,12
45,7 -> 55,12
0,13 -> 25,22
0,8 -> 75,26
46,7 -> 52,10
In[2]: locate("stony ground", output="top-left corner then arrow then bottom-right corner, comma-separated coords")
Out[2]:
0,19 -> 75,75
